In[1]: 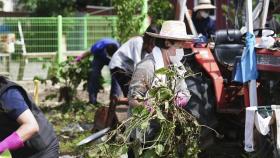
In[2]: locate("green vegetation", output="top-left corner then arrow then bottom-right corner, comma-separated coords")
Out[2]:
1,151 -> 11,158
16,0 -> 112,16
35,56 -> 92,104
114,0 -> 173,43
148,0 -> 174,25
42,100 -> 98,156
114,0 -> 145,43
88,66 -> 201,157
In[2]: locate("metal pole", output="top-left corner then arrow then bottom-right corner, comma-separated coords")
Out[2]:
246,0 -> 258,107
83,15 -> 88,50
57,15 -> 63,63
178,0 -> 186,21
260,0 -> 270,28
185,0 -> 198,35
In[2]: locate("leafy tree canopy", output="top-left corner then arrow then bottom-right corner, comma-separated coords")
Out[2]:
16,0 -> 111,16
114,0 -> 174,42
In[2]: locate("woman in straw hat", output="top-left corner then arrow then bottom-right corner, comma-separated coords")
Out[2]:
128,20 -> 193,111
127,21 -> 193,157
192,0 -> 216,39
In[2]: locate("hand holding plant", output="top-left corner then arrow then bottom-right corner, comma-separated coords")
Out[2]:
87,66 -> 204,158
74,55 -> 83,62
174,92 -> 190,108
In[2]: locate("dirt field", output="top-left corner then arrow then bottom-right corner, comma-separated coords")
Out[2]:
15,80 -> 113,157
17,80 -> 111,107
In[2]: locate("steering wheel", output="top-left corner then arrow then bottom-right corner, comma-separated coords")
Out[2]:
253,28 -> 275,37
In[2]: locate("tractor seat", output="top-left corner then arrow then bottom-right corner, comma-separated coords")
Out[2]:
214,29 -> 244,69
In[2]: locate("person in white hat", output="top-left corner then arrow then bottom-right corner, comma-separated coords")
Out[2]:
126,21 -> 193,156
127,21 -> 218,155
192,0 -> 216,39
128,20 -> 193,110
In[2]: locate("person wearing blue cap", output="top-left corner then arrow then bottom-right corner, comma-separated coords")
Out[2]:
75,38 -> 121,104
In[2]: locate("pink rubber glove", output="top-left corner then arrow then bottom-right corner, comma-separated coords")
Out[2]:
174,92 -> 190,108
75,55 -> 83,62
0,132 -> 24,154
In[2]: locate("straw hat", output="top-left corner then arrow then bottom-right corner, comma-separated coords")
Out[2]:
194,0 -> 216,11
146,20 -> 194,41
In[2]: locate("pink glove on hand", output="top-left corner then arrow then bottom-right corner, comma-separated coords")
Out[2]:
0,132 -> 24,154
174,92 -> 190,108
75,55 -> 83,62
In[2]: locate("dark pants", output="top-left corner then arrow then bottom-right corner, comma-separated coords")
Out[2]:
111,67 -> 132,97
12,137 -> 59,158
88,56 -> 122,104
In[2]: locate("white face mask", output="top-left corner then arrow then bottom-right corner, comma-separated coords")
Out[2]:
199,10 -> 209,18
169,49 -> 184,63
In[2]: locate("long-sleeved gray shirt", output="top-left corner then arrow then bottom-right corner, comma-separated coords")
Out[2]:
128,51 -> 190,107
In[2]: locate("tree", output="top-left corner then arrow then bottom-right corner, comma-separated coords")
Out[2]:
16,0 -> 112,16
114,0 -> 145,43
148,0 -> 174,25
114,0 -> 174,43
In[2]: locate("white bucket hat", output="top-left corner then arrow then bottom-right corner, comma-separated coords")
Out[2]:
146,20 -> 194,41
194,0 -> 216,11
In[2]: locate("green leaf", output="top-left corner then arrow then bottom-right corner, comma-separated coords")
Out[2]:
157,87 -> 172,101
132,106 -> 148,117
156,107 -> 166,120
117,145 -> 128,156
148,87 -> 159,97
140,121 -> 149,130
42,63 -> 47,69
155,68 -> 169,75
143,149 -> 158,158
155,144 -> 164,156
155,68 -> 176,77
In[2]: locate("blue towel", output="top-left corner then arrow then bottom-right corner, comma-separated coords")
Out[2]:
233,32 -> 258,83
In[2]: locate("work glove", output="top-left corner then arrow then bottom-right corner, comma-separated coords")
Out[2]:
0,132 -> 24,154
174,92 -> 190,108
75,55 -> 83,62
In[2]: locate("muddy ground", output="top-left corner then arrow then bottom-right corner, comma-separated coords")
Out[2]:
15,80 -> 130,158
16,80 -> 113,157
14,81 -> 259,158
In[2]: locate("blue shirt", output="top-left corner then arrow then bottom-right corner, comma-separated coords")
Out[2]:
0,88 -> 28,120
90,38 -> 120,60
192,12 -> 216,39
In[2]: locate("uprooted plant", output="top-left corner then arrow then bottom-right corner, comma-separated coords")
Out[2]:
87,65 -> 205,157
35,56 -> 98,104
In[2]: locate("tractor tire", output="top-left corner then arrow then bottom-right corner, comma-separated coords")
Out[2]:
184,74 -> 277,158
248,127 -> 278,158
185,75 -> 218,150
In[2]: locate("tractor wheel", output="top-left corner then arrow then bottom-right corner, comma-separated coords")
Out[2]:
185,75 -> 218,150
248,129 -> 278,158
185,75 -> 277,158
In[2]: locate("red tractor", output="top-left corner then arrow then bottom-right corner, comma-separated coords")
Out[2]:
182,28 -> 280,157
176,0 -> 280,156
